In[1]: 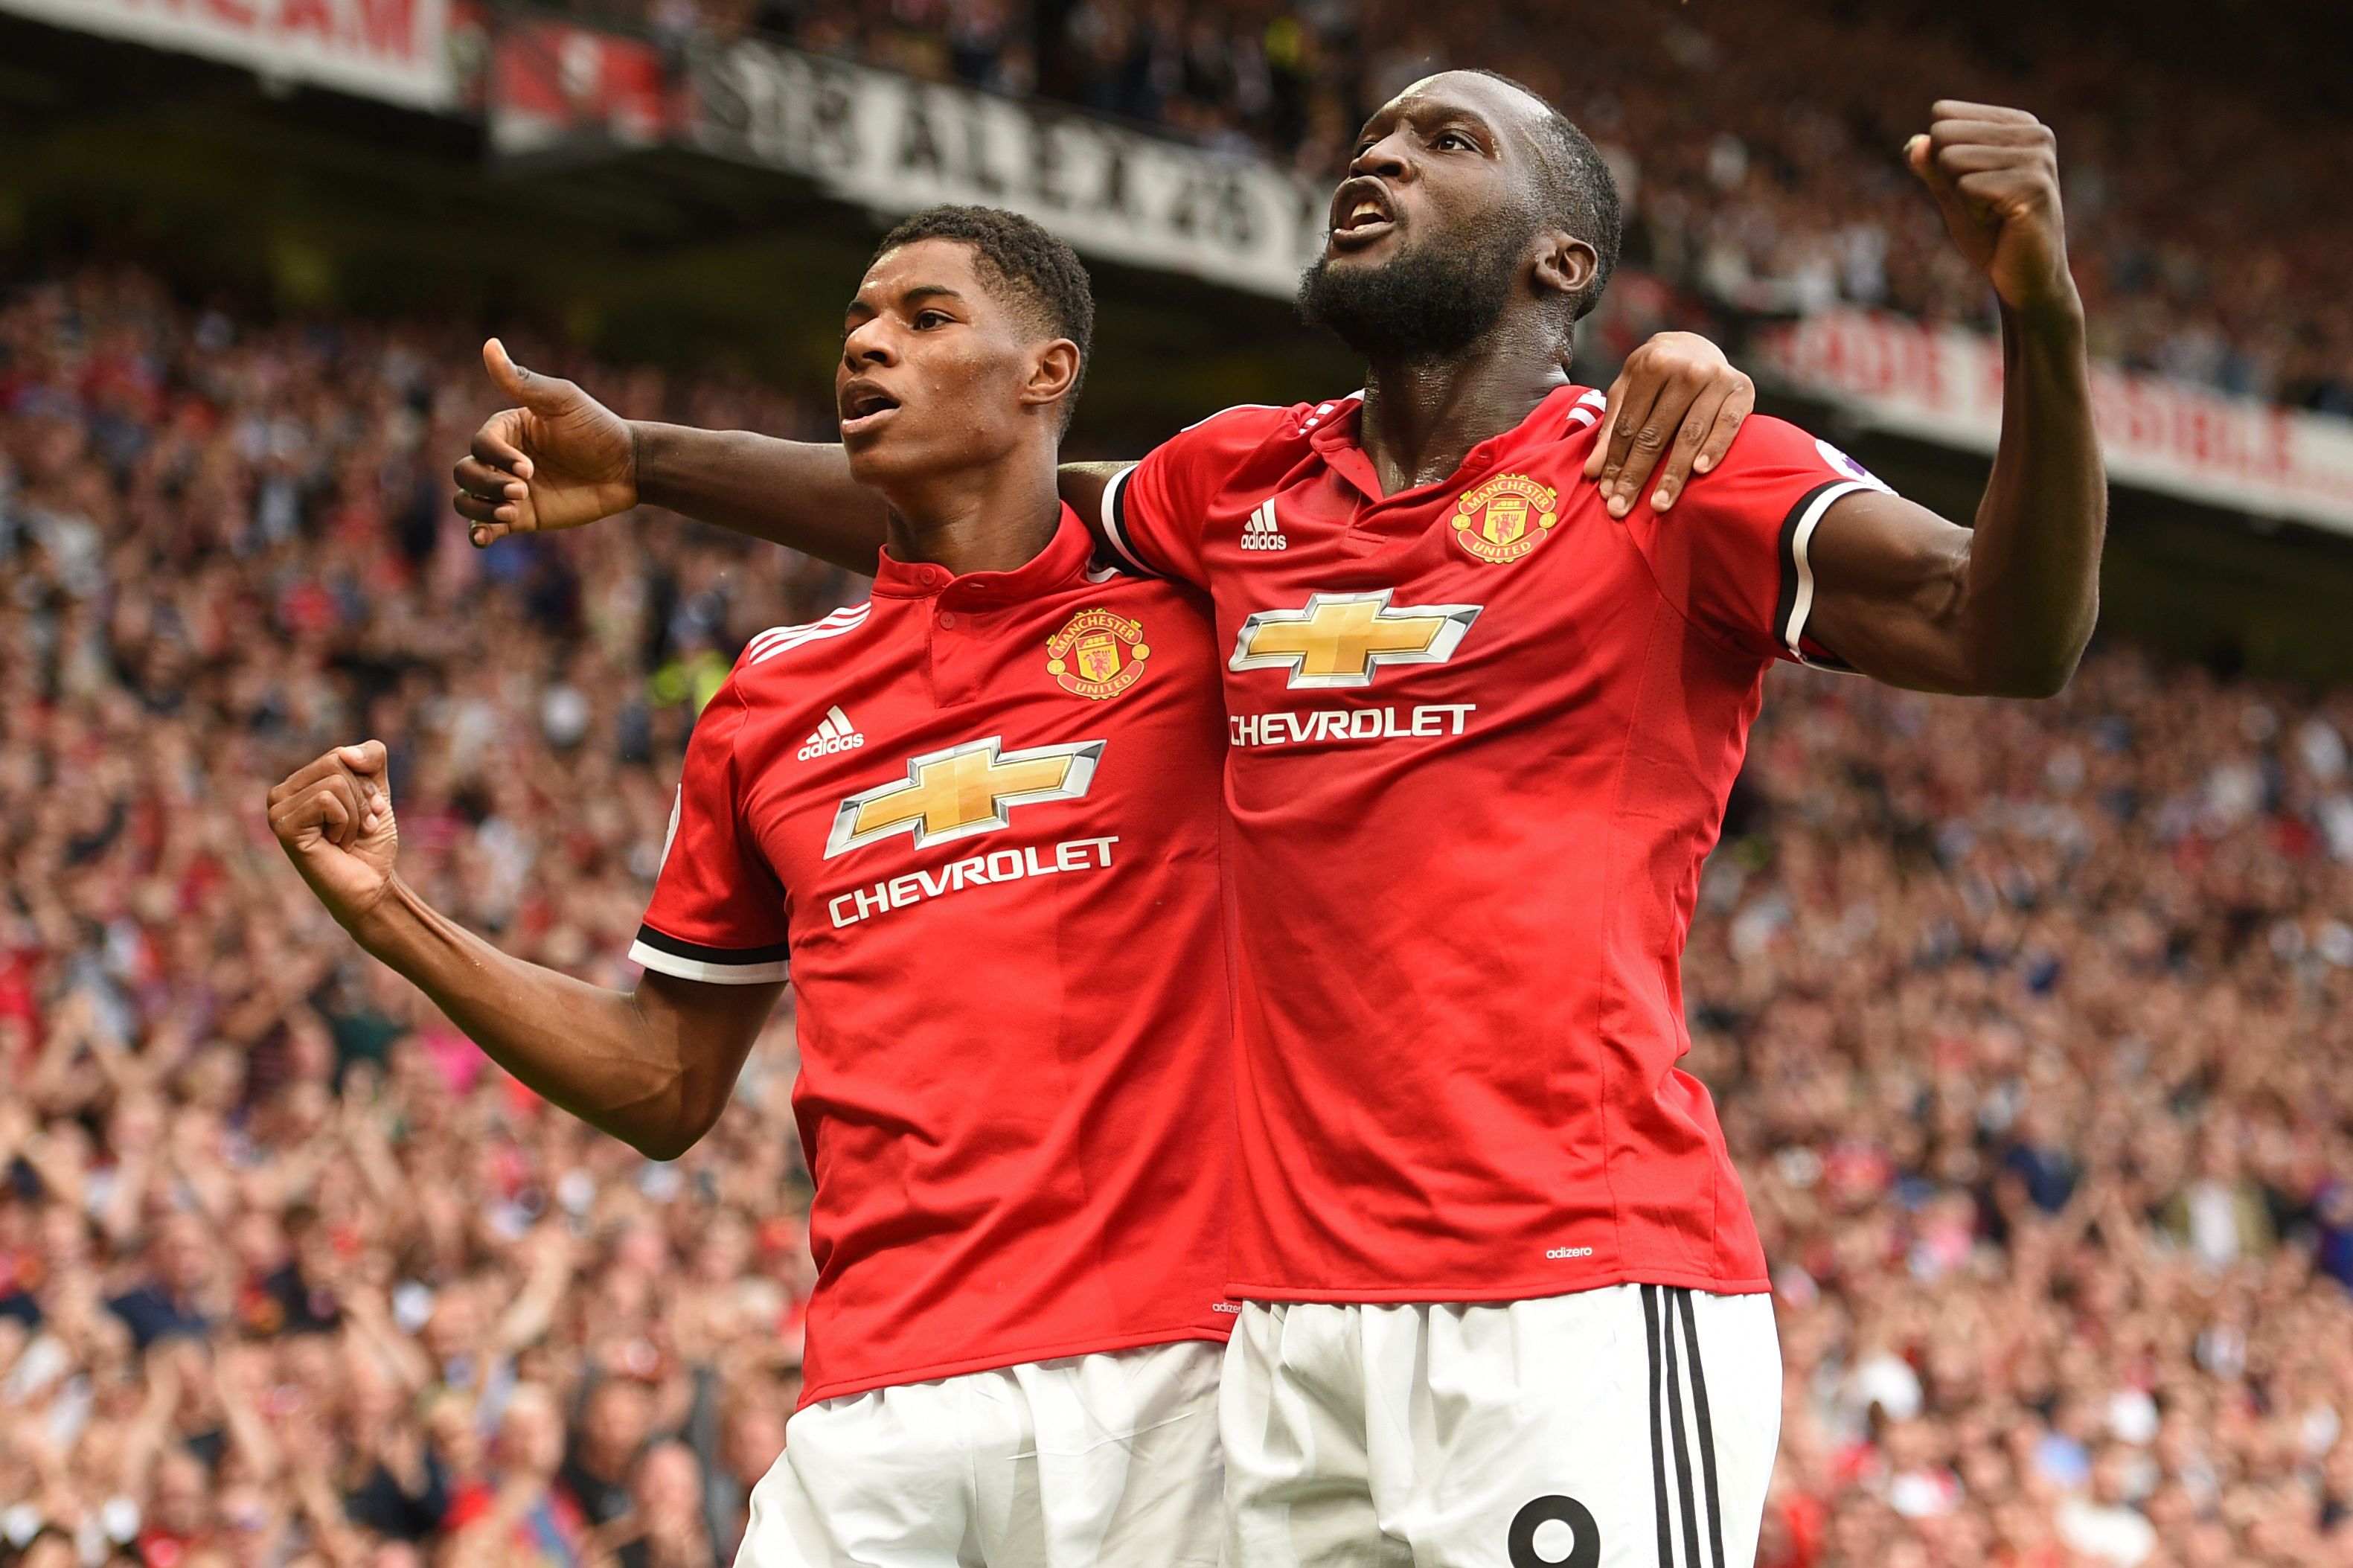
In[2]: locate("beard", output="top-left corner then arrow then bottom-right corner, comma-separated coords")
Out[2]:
1297,208 -> 1534,359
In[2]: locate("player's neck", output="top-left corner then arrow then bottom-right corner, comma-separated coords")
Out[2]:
877,447 -> 1063,578
1357,335 -> 1570,496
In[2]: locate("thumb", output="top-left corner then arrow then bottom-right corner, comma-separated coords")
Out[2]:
338,740 -> 390,779
484,339 -> 564,415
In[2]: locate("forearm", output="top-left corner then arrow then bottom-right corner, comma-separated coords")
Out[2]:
629,426 -> 1134,571
630,423 -> 890,572
1960,297 -> 2105,695
349,879 -> 702,1156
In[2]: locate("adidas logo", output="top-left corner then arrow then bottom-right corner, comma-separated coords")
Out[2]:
1240,499 -> 1288,551
797,705 -> 865,761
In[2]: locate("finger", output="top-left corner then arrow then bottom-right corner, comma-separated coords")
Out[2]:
275,780 -> 353,848
484,338 -> 570,420
1929,100 -> 2040,125
338,740 -> 390,780
1613,365 -> 1709,509
1583,370 -> 1630,479
470,420 -> 534,483
1598,382 -> 1669,517
1933,144 -> 2052,177
1649,380 -> 1737,511
455,454 -> 526,500
268,751 -> 360,807
315,775 -> 373,845
469,522 -> 513,549
323,775 -> 372,845
1927,119 -> 2052,150
1951,168 -> 2053,203
1690,374 -> 1754,477
1907,134 -> 1976,230
453,490 -> 520,525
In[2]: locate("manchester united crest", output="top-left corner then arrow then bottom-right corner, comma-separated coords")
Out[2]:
1046,607 -> 1150,700
1451,472 -> 1559,564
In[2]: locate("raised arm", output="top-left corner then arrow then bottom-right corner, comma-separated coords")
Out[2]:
1802,103 -> 2104,697
266,742 -> 779,1159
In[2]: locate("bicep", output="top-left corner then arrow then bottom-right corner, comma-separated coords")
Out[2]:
1801,490 -> 1976,692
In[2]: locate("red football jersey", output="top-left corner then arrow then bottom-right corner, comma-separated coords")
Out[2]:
1100,388 -> 1891,1302
632,508 -> 1236,1406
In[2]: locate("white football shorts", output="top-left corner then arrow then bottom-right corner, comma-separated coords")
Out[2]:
1220,1285 -> 1781,1568
736,1338 -> 1223,1568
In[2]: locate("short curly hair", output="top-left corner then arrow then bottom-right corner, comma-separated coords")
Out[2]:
1470,71 -> 1623,324
871,205 -> 1094,430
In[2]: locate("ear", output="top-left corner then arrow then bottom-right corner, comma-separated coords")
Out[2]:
1019,339 -> 1083,416
1531,230 -> 1598,307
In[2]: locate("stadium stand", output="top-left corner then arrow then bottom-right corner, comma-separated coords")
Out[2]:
4,2 -> 2353,1567
605,0 -> 2353,412
5,253 -> 2353,1568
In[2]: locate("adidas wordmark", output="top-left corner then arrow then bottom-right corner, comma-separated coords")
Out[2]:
798,705 -> 865,761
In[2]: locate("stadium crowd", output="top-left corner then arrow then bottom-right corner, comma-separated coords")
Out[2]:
603,0 -> 2353,412
7,262 -> 2353,1568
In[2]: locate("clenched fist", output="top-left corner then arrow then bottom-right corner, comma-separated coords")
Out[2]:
267,741 -> 399,932
452,340 -> 639,548
1906,102 -> 2078,319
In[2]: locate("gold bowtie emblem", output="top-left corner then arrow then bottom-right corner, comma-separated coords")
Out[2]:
1229,589 -> 1481,689
826,737 -> 1105,858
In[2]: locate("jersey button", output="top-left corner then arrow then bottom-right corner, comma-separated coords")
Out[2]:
939,612 -> 959,629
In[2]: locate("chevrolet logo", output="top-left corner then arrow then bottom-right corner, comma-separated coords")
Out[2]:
825,737 -> 1105,859
1229,589 -> 1482,689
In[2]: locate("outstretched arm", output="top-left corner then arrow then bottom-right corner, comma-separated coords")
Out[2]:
451,342 -> 892,572
452,339 -> 1758,568
267,743 -> 780,1159
1804,103 -> 2103,697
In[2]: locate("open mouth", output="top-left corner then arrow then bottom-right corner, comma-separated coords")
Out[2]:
838,381 -> 902,436
1329,180 -> 1397,247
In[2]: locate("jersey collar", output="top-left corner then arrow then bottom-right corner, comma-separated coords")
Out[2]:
871,502 -> 1093,608
1311,383 -> 1598,505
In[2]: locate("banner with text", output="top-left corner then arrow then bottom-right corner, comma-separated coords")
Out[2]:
0,0 -> 452,109
688,39 -> 1327,301
1758,308 -> 2353,535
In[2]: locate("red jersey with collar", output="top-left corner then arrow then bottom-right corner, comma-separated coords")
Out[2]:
631,508 -> 1235,1406
1099,388 -> 1891,1302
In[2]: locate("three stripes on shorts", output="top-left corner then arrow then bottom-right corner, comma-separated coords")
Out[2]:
1641,1284 -> 1726,1568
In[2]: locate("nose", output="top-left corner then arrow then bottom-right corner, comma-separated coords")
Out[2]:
842,318 -> 897,372
1348,129 -> 1412,183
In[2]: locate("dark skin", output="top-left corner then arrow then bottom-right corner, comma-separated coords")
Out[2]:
455,321 -> 1751,563
1316,78 -> 1604,494
458,81 -> 2101,699
1307,74 -> 2102,695
268,240 -> 1078,1159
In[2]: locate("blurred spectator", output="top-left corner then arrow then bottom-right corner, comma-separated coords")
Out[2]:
606,0 -> 2353,409
0,265 -> 825,1568
8,253 -> 2353,1568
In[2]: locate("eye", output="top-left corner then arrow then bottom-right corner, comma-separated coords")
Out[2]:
1434,129 -> 1475,152
914,310 -> 952,330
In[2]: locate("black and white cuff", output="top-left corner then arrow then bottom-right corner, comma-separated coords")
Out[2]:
628,925 -> 789,985
1097,466 -> 1159,578
1773,481 -> 1876,672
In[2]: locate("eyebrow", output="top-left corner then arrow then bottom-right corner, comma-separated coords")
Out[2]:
845,283 -> 970,321
1356,100 -> 1499,146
